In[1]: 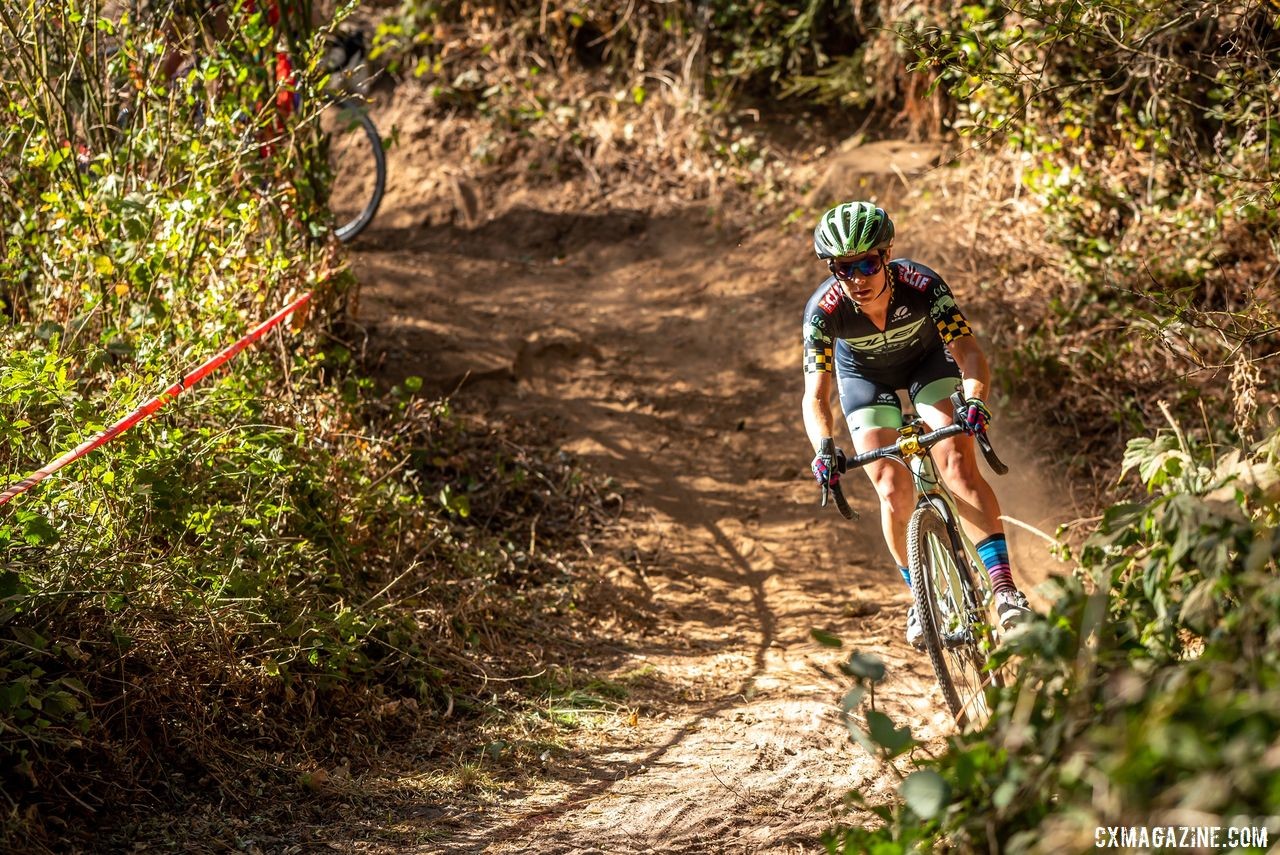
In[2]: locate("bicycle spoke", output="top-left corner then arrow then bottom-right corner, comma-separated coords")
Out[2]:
910,505 -> 995,730
933,539 -> 985,719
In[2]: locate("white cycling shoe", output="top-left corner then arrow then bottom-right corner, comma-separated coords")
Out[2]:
906,605 -> 925,650
995,589 -> 1033,631
907,592 -> 1031,650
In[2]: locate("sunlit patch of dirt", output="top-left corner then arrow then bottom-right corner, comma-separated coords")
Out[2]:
307,84 -> 1069,853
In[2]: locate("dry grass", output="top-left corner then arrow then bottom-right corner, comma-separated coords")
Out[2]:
875,143 -> 1279,499
1,387 -> 641,851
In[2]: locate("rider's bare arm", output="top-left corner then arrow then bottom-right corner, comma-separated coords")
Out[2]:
802,370 -> 836,453
946,334 -> 991,403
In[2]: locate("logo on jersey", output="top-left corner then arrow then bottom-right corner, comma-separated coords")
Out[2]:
805,314 -> 832,343
892,305 -> 910,321
929,293 -> 959,319
842,317 -> 928,353
818,285 -> 842,315
898,264 -> 930,292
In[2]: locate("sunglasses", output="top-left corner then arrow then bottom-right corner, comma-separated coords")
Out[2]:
828,254 -> 884,280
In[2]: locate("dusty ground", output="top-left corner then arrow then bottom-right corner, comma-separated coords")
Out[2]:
314,126 -> 1066,852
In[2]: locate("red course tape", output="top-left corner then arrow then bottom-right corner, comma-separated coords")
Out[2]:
0,292 -> 312,509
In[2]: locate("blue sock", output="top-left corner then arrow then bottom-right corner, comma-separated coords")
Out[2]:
898,566 -> 911,587
976,534 -> 1016,595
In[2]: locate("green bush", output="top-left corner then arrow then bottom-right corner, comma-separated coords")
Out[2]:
0,4 -> 605,845
826,421 -> 1280,852
903,1 -> 1280,271
890,0 -> 1280,473
371,0 -> 882,103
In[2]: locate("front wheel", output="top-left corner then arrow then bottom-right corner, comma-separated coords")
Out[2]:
908,503 -> 1000,730
321,99 -> 385,243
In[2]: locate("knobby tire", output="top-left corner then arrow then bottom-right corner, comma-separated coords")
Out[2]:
907,503 -> 997,730
327,99 -> 385,243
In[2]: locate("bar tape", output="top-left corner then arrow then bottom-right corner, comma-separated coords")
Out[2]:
0,291 -> 312,509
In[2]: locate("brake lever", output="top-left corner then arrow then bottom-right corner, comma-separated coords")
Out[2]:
832,481 -> 857,520
976,429 -> 1009,476
817,479 -> 857,519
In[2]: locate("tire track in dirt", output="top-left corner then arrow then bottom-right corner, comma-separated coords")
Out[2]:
343,206 -> 964,853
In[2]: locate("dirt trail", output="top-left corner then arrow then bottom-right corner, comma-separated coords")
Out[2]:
341,147 -> 1062,852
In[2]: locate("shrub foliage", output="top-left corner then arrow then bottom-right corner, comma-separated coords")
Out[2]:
0,3 -> 605,845
3,0 -> 1278,848
824,2 -> 1280,849
827,425 -> 1280,852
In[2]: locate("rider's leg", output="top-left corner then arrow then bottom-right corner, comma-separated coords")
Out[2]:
853,427 -> 916,567
913,403 -> 1003,536
847,408 -> 925,647
907,356 -> 1004,540
837,376 -> 916,570
899,353 -> 1031,627
913,380 -> 1023,599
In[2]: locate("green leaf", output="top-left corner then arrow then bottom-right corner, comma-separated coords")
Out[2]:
840,685 -> 865,713
0,570 -> 22,599
841,652 -> 886,682
0,681 -> 27,712
1088,502 -> 1146,548
17,511 -> 59,546
1120,434 -> 1187,491
866,710 -> 913,755
810,628 -> 843,648
992,778 -> 1019,810
844,717 -> 876,756
12,626 -> 47,651
901,770 -> 950,819
438,485 -> 471,518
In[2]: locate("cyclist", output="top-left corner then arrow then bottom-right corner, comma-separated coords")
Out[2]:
801,201 -> 1032,648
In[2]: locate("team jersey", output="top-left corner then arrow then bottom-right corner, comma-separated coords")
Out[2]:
802,259 -> 971,377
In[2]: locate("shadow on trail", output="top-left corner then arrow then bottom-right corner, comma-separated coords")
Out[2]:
432,423 -> 784,852
353,204 -> 732,276
348,201 -> 892,851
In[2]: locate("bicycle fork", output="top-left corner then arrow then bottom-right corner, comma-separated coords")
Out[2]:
912,458 -> 986,649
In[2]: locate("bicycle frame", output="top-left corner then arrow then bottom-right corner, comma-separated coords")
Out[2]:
894,417 -> 997,638
901,421 -> 978,564
826,393 -> 1009,727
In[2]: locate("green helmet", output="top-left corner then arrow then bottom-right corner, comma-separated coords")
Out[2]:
813,202 -> 894,259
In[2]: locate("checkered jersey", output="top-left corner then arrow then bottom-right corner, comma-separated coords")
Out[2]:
801,259 -> 971,376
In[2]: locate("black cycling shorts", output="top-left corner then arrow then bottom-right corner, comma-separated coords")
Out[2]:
836,344 -> 961,431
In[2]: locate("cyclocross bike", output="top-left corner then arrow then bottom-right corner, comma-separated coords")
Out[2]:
226,29 -> 386,243
313,96 -> 384,242
822,389 -> 1009,729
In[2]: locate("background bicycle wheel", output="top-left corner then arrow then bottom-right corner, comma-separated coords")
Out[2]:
321,100 -> 385,242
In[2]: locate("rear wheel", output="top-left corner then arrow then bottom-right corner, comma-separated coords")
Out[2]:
908,503 -> 999,729
321,99 -> 385,243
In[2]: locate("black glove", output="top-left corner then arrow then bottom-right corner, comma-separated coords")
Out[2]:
959,397 -> 992,435
811,438 -> 845,485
